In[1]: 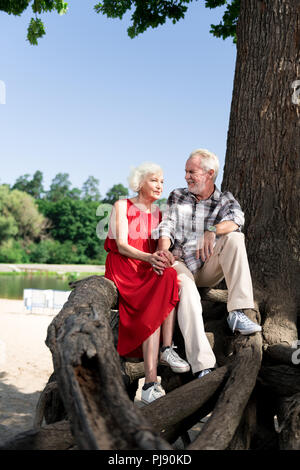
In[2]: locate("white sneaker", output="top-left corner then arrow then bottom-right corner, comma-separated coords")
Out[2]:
227,310 -> 262,335
198,368 -> 212,378
160,346 -> 190,373
141,382 -> 165,404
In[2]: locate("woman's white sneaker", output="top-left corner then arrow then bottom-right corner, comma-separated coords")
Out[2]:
141,382 -> 165,404
160,346 -> 190,373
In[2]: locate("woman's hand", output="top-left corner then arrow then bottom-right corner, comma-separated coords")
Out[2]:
157,249 -> 175,266
149,250 -> 174,275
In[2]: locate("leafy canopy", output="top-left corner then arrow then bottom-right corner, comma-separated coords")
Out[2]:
102,183 -> 129,205
0,0 -> 68,45
12,170 -> 44,198
95,0 -> 240,42
1,0 -> 240,45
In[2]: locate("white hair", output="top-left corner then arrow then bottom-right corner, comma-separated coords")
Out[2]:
128,162 -> 163,192
188,148 -> 219,182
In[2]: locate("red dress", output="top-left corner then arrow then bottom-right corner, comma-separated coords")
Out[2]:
104,199 -> 179,358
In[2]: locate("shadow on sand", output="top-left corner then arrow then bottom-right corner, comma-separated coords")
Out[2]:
0,371 -> 43,443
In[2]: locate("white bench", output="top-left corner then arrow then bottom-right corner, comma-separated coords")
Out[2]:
24,289 -> 71,315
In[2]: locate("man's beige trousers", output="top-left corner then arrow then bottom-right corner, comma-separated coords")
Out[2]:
172,232 -> 254,373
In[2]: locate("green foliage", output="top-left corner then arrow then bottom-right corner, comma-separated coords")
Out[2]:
0,214 -> 18,241
95,0 -> 239,41
0,185 -> 47,241
0,239 -> 30,263
31,0 -> 68,15
0,0 -> 68,45
0,1 -> 31,16
205,0 -> 239,42
1,0 -> 239,44
154,197 -> 167,208
12,170 -> 44,198
0,176 -> 116,264
102,183 -> 129,205
37,197 -> 106,262
94,0 -> 194,38
26,239 -> 90,264
81,176 -> 101,202
47,172 -> 73,201
27,17 -> 46,45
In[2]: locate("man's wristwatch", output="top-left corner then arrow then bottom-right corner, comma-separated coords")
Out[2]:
207,225 -> 217,233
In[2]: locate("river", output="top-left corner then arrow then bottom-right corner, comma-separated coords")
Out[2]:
0,273 -> 73,300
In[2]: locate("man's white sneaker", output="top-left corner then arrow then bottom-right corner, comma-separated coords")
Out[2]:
198,368 -> 212,378
160,346 -> 190,373
227,310 -> 262,335
141,382 -> 165,404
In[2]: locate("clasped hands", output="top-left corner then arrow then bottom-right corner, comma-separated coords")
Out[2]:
150,231 -> 216,275
149,250 -> 175,275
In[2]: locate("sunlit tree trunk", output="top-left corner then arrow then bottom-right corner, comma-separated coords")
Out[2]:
222,0 -> 300,346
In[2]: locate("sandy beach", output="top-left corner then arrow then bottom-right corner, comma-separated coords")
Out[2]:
0,298 -> 147,447
0,299 -> 54,444
0,296 -> 201,449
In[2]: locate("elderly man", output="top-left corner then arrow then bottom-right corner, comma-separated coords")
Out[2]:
157,149 -> 261,378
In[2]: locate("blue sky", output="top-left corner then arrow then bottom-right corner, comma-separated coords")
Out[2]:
0,0 -> 236,199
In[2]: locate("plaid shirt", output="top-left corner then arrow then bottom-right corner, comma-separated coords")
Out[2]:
155,186 -> 245,273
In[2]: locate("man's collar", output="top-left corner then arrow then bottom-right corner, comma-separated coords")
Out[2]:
211,186 -> 221,201
185,185 -> 221,201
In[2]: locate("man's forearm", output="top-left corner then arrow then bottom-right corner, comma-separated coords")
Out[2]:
158,236 -> 171,251
214,221 -> 239,235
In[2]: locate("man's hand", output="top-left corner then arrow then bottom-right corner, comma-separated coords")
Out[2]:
196,231 -> 216,262
158,249 -> 175,266
150,250 -> 175,275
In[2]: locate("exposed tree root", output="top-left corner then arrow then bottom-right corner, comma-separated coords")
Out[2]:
2,275 -> 299,451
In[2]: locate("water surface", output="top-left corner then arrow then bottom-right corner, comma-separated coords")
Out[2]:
0,274 -> 71,300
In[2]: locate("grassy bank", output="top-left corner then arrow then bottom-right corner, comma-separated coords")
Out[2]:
0,270 -> 103,284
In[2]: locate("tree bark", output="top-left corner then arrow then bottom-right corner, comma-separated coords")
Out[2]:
0,421 -> 74,451
7,275 -> 300,450
45,276 -> 172,450
222,0 -> 300,346
188,330 -> 262,450
277,393 -> 300,449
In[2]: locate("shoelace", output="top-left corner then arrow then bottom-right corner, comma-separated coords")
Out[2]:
231,311 -> 254,332
152,383 -> 164,398
167,346 -> 186,363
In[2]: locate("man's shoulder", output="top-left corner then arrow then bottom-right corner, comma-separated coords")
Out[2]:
213,187 -> 239,204
168,188 -> 191,202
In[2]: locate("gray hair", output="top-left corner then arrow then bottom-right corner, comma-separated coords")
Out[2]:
127,162 -> 163,193
188,148 -> 219,182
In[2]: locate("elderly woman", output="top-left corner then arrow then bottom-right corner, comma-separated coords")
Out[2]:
104,162 -> 189,404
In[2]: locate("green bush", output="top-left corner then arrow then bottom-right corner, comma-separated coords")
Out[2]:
27,239 -> 90,264
0,240 -> 30,263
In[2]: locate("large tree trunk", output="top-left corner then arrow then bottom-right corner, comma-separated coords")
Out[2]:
222,0 -> 300,347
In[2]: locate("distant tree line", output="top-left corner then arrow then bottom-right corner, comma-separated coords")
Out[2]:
0,171 -> 129,265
